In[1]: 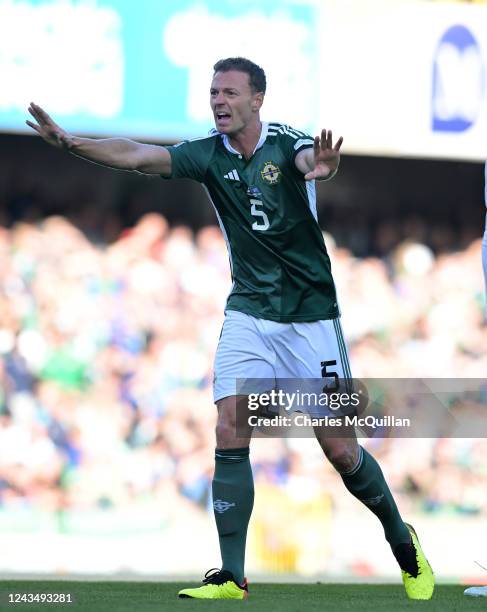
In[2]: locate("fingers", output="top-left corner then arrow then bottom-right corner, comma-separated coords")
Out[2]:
35,104 -> 52,124
321,128 -> 332,150
334,136 -> 344,151
327,130 -> 332,149
25,120 -> 41,133
313,135 -> 320,157
318,129 -> 343,151
28,103 -> 45,126
28,105 -> 39,123
28,102 -> 52,126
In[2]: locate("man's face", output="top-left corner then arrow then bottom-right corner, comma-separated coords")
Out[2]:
210,70 -> 263,135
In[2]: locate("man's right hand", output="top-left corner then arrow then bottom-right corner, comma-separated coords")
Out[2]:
25,102 -> 172,175
26,102 -> 73,149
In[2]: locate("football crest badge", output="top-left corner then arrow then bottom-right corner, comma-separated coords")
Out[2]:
260,161 -> 281,185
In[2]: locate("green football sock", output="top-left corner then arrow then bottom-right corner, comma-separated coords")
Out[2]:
340,446 -> 410,549
212,447 -> 254,584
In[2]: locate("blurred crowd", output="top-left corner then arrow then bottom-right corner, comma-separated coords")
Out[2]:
0,212 -> 486,532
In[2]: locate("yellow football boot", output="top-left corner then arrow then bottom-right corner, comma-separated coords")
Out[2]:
178,569 -> 248,600
394,523 -> 434,600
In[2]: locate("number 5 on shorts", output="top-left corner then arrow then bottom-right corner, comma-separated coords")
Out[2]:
321,359 -> 339,392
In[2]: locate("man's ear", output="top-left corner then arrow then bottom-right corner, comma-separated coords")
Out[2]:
252,92 -> 264,112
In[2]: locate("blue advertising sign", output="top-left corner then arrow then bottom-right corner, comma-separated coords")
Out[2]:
432,24 -> 485,133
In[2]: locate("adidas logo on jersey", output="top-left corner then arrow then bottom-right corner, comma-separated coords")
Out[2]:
224,169 -> 240,181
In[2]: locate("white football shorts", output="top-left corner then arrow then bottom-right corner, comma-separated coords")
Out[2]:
213,309 -> 352,404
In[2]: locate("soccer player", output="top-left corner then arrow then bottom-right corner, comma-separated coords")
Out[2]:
464,161 -> 487,599
26,57 -> 434,600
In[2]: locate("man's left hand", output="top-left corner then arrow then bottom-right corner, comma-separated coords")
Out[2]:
303,129 -> 343,181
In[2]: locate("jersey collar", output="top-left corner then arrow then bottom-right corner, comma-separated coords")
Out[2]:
221,122 -> 269,157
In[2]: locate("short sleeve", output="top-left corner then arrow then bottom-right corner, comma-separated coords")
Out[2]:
277,125 -> 314,164
163,136 -> 216,182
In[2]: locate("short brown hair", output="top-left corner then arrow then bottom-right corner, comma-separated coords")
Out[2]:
213,57 -> 266,94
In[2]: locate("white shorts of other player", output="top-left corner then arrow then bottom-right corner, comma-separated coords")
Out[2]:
213,309 -> 352,404
464,586 -> 487,597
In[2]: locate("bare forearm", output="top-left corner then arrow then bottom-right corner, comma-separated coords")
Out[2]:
62,135 -> 171,175
67,136 -> 144,171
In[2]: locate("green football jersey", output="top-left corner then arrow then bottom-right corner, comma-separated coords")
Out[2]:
164,122 -> 339,322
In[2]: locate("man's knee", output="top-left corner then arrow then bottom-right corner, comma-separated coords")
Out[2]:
215,414 -> 236,445
321,440 -> 360,473
215,395 -> 252,448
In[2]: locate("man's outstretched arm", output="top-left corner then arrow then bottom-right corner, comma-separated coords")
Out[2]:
295,129 -> 343,181
26,102 -> 172,177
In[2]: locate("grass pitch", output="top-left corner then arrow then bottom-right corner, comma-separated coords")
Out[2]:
0,581 -> 484,611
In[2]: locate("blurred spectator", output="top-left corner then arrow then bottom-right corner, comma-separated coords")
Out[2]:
0,212 -> 486,526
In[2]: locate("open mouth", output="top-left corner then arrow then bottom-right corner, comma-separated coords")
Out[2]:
215,111 -> 232,123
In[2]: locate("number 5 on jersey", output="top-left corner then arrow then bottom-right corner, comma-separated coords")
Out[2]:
249,198 -> 270,231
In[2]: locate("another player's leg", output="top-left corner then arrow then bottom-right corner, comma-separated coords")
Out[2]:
178,395 -> 253,600
464,168 -> 487,599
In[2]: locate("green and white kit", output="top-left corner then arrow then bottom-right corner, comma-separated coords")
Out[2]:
165,122 -> 349,401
